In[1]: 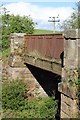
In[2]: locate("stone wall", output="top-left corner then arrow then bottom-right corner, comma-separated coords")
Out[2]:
8,33 -> 48,99
58,29 -> 80,118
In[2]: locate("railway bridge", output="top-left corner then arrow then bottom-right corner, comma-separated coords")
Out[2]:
9,29 -> 80,118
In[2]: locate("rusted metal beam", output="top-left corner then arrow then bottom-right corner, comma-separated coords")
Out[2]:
24,55 -> 62,75
24,34 -> 64,75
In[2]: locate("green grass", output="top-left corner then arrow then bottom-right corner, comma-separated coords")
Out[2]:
34,29 -> 53,34
34,29 -> 63,34
2,48 -> 10,57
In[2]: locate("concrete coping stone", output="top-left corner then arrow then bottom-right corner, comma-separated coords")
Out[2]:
10,33 -> 26,38
64,29 -> 80,39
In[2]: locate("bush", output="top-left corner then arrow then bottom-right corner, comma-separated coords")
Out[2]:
2,7 -> 35,51
23,97 -> 58,118
2,79 -> 27,110
2,79 -> 58,118
39,97 -> 58,118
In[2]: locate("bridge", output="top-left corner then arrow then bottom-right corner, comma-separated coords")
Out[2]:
24,34 -> 64,75
9,29 -> 80,119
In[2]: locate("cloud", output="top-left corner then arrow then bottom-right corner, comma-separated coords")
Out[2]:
4,2 -> 74,30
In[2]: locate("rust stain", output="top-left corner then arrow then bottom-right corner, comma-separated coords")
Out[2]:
24,34 -> 64,60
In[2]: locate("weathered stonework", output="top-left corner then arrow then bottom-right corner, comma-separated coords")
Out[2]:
8,30 -> 80,118
9,33 -> 48,99
58,29 -> 80,118
9,33 -> 26,67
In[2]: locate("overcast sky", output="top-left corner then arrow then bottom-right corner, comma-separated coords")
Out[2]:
1,0 -> 79,30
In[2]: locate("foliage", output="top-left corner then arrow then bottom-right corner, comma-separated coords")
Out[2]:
3,97 -> 58,118
77,90 -> 80,97
75,79 -> 80,97
62,13 -> 78,29
2,48 -> 10,57
1,7 -> 35,51
72,79 -> 80,97
61,2 -> 80,30
2,79 -> 27,110
2,79 -> 58,118
73,79 -> 80,86
39,97 -> 58,118
24,97 -> 57,118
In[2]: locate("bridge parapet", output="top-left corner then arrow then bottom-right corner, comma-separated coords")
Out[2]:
58,29 -> 80,118
24,34 -> 64,75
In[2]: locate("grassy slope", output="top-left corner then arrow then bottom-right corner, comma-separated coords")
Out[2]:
34,29 -> 63,34
34,29 -> 53,34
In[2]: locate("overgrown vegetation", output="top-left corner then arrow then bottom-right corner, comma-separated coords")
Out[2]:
73,79 -> 80,97
2,79 -> 27,110
61,2 -> 80,30
2,48 -> 10,57
1,7 -> 35,51
2,79 -> 58,118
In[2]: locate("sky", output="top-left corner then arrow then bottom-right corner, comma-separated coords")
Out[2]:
1,0 -> 79,30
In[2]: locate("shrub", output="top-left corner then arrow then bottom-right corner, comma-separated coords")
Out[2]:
39,97 -> 58,118
24,97 -> 58,118
2,79 -> 58,118
2,79 -> 27,110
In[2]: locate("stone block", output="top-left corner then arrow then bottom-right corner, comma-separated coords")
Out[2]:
64,29 -> 80,39
61,94 -> 79,117
58,82 -> 78,99
61,110 -> 70,118
64,39 -> 78,69
10,33 -> 26,68
61,101 -> 71,116
61,94 -> 77,106
9,55 -> 26,67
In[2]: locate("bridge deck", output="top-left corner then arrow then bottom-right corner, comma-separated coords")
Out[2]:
24,34 -> 64,75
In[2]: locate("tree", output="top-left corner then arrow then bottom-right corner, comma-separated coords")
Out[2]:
78,1 -> 80,28
61,2 -> 80,30
1,7 -> 35,50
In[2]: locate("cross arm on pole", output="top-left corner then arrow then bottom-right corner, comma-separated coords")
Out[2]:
48,16 -> 60,33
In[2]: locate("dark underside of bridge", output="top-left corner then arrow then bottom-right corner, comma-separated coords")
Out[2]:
25,63 -> 61,119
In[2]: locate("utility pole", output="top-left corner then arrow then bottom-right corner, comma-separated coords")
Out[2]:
48,15 -> 60,33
